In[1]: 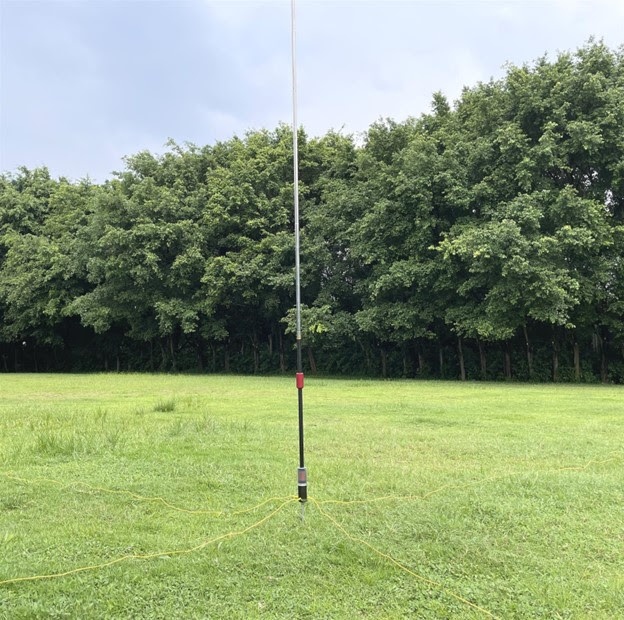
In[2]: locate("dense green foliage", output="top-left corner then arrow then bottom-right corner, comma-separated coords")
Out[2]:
1,374 -> 623,617
1,42 -> 623,381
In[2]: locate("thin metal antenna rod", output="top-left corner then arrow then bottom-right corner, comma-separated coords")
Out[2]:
291,0 -> 307,504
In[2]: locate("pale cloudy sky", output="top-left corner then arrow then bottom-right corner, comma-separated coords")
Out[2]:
1,0 -> 623,181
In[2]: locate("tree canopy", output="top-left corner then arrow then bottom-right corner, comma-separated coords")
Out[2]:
1,41 -> 623,382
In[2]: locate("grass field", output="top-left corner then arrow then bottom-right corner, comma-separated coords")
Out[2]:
0,374 -> 622,618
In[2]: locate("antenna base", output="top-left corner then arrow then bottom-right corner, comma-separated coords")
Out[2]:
297,466 -> 308,502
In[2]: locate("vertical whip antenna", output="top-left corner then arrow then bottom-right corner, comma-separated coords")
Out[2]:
291,0 -> 307,506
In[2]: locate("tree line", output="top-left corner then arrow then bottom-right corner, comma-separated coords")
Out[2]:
1,41 -> 623,382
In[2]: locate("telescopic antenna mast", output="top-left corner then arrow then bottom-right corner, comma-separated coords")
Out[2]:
291,0 -> 307,505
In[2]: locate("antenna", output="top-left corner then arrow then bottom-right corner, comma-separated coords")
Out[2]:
291,0 -> 307,508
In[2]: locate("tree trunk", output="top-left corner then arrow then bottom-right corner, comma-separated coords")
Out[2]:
380,348 -> 387,379
552,337 -> 559,383
600,338 -> 608,383
278,330 -> 285,373
268,333 -> 273,356
573,339 -> 580,382
116,354 -> 120,373
477,338 -> 486,380
438,345 -> 444,379
33,345 -> 38,373
457,337 -> 466,381
158,339 -> 167,370
504,342 -> 512,380
307,347 -> 317,374
402,348 -> 408,377
149,339 -> 154,372
196,335 -> 204,372
522,323 -> 533,380
224,341 -> 230,373
364,342 -> 372,372
169,334 -> 176,372
252,329 -> 259,374
358,339 -> 371,373
411,342 -> 419,376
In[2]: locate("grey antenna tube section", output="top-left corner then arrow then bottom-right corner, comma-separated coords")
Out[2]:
291,0 -> 307,504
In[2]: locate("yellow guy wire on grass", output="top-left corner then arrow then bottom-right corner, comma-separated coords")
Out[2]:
307,454 -> 621,617
313,453 -> 622,509
2,452 -> 619,517
0,497 -> 297,587
310,497 -> 500,619
554,454 -> 620,472
0,472 -> 294,518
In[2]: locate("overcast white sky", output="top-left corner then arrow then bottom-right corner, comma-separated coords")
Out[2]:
1,0 -> 623,181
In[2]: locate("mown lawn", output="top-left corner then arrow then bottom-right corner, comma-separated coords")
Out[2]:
0,374 -> 622,618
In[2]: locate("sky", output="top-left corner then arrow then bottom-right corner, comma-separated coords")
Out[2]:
1,0 -> 623,182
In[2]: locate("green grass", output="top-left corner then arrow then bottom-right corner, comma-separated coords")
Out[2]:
0,374 -> 622,618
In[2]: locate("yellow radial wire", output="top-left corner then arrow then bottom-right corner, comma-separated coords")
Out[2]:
0,497 -> 297,587
311,497 -> 499,619
313,454 -> 621,508
1,471 -> 294,518
0,453 -> 619,599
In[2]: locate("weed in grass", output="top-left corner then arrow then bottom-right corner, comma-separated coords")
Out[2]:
167,419 -> 185,437
0,493 -> 29,511
0,531 -> 17,545
33,429 -> 88,457
191,415 -> 219,434
153,398 -> 176,413
227,419 -> 253,433
104,428 -> 125,450
94,408 -> 109,425
30,426 -> 125,458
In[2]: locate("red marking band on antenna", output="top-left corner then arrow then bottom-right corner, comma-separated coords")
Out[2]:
296,372 -> 304,389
